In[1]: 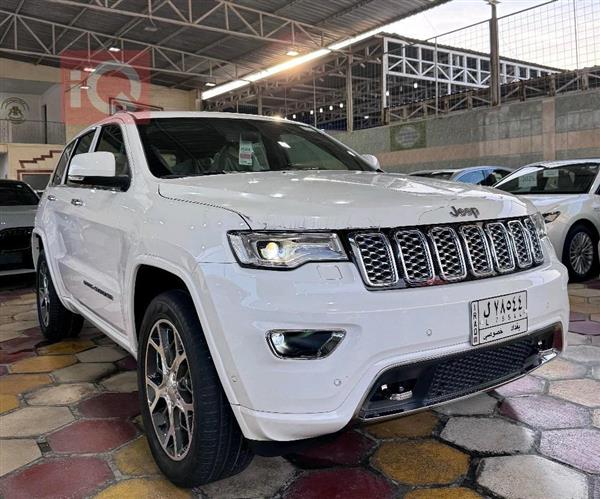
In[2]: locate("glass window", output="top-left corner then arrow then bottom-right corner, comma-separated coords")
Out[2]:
95,125 -> 130,177
0,181 -> 39,206
71,130 -> 95,157
457,170 -> 485,184
136,118 -> 368,178
51,140 -> 76,186
496,163 -> 600,194
481,168 -> 511,186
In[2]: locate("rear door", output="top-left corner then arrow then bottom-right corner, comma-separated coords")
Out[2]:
60,123 -> 135,333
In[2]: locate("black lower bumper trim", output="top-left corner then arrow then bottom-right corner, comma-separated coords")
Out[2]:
359,323 -> 562,420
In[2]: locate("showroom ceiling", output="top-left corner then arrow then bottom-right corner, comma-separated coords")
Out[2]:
0,0 -> 448,91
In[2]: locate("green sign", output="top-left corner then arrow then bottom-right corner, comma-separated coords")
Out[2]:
390,122 -> 426,150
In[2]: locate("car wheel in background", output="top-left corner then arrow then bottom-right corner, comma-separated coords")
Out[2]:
138,289 -> 253,487
563,224 -> 599,282
36,251 -> 83,341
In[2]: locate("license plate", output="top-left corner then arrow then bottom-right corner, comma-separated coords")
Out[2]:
471,291 -> 527,346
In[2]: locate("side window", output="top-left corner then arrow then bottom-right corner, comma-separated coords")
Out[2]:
65,130 -> 96,186
50,140 -> 76,186
458,170 -> 485,184
481,169 -> 509,186
95,125 -> 130,178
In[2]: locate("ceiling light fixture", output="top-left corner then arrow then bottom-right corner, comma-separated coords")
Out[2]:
83,66 -> 95,73
80,82 -> 89,90
205,81 -> 217,87
144,19 -> 158,32
108,46 -> 121,53
286,48 -> 300,57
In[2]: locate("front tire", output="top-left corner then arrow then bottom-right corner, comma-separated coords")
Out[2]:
562,224 -> 599,282
36,251 -> 83,341
138,290 -> 253,487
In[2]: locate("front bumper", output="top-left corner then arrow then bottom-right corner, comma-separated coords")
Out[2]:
195,238 -> 568,442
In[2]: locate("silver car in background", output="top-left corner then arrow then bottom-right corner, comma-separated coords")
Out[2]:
0,179 -> 39,276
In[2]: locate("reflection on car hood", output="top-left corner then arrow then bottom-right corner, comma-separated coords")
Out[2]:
0,205 -> 38,230
158,171 -> 531,230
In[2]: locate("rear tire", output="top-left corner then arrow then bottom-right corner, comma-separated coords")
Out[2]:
562,224 -> 599,282
138,289 -> 253,487
36,251 -> 83,342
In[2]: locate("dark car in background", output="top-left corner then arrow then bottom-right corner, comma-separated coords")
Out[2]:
409,166 -> 514,186
0,179 -> 39,276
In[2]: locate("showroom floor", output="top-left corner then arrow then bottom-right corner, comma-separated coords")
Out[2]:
0,277 -> 598,499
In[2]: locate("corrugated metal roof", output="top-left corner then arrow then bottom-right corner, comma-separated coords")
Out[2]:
0,0 -> 448,88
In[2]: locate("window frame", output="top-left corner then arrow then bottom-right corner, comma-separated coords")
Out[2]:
63,128 -> 99,188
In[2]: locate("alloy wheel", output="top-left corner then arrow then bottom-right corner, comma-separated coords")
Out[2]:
569,231 -> 594,276
145,319 -> 194,461
38,261 -> 50,327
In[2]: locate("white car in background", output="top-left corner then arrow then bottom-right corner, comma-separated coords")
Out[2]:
410,166 -> 514,186
495,159 -> 600,281
0,179 -> 39,276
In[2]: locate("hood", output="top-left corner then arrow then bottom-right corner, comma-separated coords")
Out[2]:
158,171 -> 531,230
0,205 -> 38,230
520,194 -> 583,213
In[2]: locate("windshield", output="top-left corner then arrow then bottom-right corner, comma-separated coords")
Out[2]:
411,171 -> 454,180
136,117 -> 368,178
495,163 -> 599,194
0,182 -> 39,206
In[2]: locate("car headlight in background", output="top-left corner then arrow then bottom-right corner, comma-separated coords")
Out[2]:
542,211 -> 561,223
531,212 -> 548,238
228,232 -> 347,269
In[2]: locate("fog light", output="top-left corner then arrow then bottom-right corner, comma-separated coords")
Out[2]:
266,330 -> 345,359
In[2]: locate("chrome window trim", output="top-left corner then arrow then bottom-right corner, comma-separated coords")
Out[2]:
348,232 -> 399,288
428,226 -> 467,281
394,229 -> 434,285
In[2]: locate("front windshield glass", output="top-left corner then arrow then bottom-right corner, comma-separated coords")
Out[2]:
495,163 -> 599,194
136,117 -> 368,178
0,182 -> 39,206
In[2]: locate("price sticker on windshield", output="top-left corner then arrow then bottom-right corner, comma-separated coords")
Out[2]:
542,169 -> 559,177
518,174 -> 537,188
239,141 -> 253,166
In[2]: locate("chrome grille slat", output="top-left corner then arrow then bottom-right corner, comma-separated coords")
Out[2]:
348,232 -> 398,288
459,225 -> 494,277
349,217 -> 543,290
429,227 -> 467,281
486,222 -> 516,273
507,220 -> 533,268
394,229 -> 434,284
523,217 -> 544,263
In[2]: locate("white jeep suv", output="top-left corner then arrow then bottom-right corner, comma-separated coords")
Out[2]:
33,112 -> 569,487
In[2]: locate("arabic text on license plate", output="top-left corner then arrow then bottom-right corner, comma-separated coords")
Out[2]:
471,291 -> 527,346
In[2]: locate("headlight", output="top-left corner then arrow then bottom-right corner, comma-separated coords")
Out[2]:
543,211 -> 561,223
531,212 -> 547,238
228,232 -> 347,269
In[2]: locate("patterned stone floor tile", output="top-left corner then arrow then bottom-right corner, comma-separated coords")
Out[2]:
0,406 -> 74,437
549,378 -> 600,407
570,302 -> 600,315
404,487 -> 482,499
116,355 -> 137,371
0,350 -> 35,364
114,437 -> 160,476
200,456 -> 295,498
48,419 -> 137,453
12,310 -> 37,322
0,330 -> 23,342
494,375 -> 545,398
500,395 -> 591,429
37,339 -> 95,355
0,335 -> 43,354
540,428 -> 600,473
372,440 -> 468,485
570,320 -> 600,335
570,311 -> 589,322
367,411 -> 438,439
591,313 -> 600,322
531,357 -> 588,380
567,332 -> 593,345
76,346 -> 128,363
0,457 -> 113,499
283,468 -> 394,499
435,393 -> 497,416
561,345 -> 600,364
594,409 -> 600,429
0,393 -> 19,413
0,365 -> 7,376
77,392 -> 140,419
0,374 -> 51,395
100,371 -> 137,392
94,478 -> 191,499
0,439 -> 41,477
477,455 -> 588,499
52,362 -> 116,383
440,417 -> 535,453
0,320 -> 38,333
10,355 -> 77,373
25,383 -> 97,406
288,430 -> 374,468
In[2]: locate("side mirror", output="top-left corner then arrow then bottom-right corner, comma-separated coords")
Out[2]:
362,154 -> 381,171
68,152 -> 128,190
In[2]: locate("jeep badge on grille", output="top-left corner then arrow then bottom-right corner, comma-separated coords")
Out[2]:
449,206 -> 480,218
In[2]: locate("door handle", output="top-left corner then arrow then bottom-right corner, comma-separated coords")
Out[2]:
71,198 -> 84,206
47,194 -> 56,201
